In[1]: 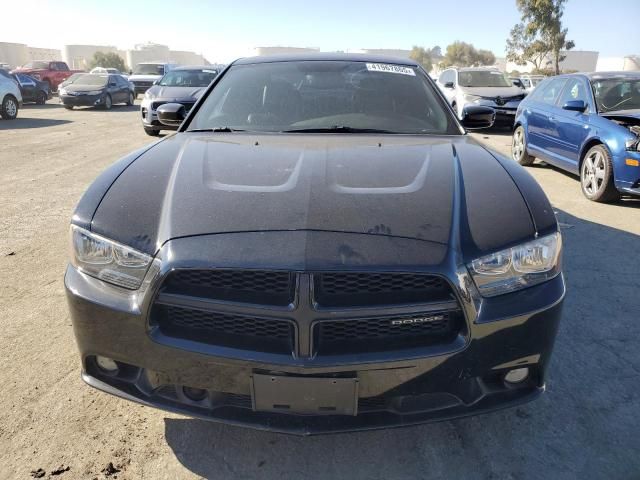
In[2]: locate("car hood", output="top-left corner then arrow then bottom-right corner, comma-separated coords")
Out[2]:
145,85 -> 206,101
64,85 -> 106,93
600,109 -> 640,123
91,134 -> 536,258
460,85 -> 524,98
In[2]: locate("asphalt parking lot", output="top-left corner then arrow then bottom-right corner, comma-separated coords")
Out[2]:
1,101 -> 639,480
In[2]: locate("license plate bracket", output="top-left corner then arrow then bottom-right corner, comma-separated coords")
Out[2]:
252,374 -> 358,416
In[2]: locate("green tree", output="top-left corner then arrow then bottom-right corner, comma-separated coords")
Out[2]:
409,46 -> 433,72
440,41 -> 496,68
506,23 -> 550,71
88,52 -> 127,72
509,0 -> 575,75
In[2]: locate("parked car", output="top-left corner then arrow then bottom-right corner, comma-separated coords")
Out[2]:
0,73 -> 22,119
5,72 -> 50,104
66,53 -> 565,435
520,74 -> 546,93
513,72 -> 640,202
58,73 -> 84,90
437,67 -> 526,126
140,65 -> 219,136
128,62 -> 177,97
12,61 -> 82,92
0,62 -> 11,71
59,73 -> 134,110
90,67 -> 124,76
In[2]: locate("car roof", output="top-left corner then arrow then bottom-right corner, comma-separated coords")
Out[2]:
585,71 -> 640,80
172,65 -> 220,71
233,53 -> 420,67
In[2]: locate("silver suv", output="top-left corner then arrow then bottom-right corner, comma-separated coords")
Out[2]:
436,67 -> 525,126
0,74 -> 22,120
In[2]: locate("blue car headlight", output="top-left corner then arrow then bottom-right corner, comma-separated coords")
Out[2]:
468,233 -> 562,297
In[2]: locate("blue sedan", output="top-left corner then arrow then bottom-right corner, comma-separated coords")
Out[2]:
512,72 -> 640,202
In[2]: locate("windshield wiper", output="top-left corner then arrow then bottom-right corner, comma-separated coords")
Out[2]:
187,127 -> 246,133
282,125 -> 399,134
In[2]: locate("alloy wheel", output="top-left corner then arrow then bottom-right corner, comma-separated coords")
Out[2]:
512,128 -> 524,161
6,98 -> 17,117
582,150 -> 606,196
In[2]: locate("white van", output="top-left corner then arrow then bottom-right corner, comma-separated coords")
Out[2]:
128,62 -> 177,97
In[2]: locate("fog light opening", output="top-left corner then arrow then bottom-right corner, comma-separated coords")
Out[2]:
183,386 -> 208,402
504,367 -> 529,384
95,356 -> 119,374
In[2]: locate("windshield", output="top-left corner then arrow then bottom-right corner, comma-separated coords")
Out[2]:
159,69 -> 218,87
188,61 -> 456,135
133,64 -> 165,75
592,78 -> 640,112
458,71 -> 512,87
71,74 -> 107,86
22,61 -> 49,69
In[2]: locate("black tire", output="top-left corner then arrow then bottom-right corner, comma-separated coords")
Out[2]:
144,127 -> 160,137
36,90 -> 47,105
127,92 -> 134,106
580,144 -> 620,203
64,105 -> 74,110
1,95 -> 19,120
103,94 -> 112,110
511,126 -> 535,166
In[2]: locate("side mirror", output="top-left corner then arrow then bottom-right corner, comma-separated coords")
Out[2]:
562,100 -> 587,112
460,105 -> 495,130
444,81 -> 455,89
157,103 -> 186,126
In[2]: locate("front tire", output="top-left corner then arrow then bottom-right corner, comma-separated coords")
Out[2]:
36,91 -> 47,105
64,105 -> 74,110
144,127 -> 160,136
580,145 -> 619,203
103,94 -> 112,110
1,95 -> 19,120
511,126 -> 535,166
127,92 -> 134,106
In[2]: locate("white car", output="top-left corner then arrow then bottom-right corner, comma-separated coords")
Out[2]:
90,67 -> 127,79
0,74 -> 22,120
128,62 -> 177,97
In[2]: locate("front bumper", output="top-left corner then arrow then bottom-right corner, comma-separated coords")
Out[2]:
60,93 -> 104,107
65,233 -> 565,435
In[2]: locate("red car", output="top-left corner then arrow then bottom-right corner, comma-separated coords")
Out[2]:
12,61 -> 82,92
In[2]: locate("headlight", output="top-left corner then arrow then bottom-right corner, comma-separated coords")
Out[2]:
468,233 -> 562,297
58,88 -> 67,95
625,138 -> 640,152
463,94 -> 482,103
70,226 -> 153,290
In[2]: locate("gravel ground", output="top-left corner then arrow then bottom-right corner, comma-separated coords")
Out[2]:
1,102 -> 639,480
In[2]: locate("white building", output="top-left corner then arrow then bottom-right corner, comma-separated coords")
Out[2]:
0,42 -> 61,69
596,55 -> 640,72
505,50 -> 599,73
63,45 -> 125,70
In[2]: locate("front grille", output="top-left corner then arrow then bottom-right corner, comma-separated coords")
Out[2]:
313,272 -> 454,307
163,269 -> 295,306
153,305 -> 295,354
151,100 -> 196,112
133,81 -> 153,88
314,311 -> 462,355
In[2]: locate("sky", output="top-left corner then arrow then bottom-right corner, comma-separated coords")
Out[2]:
3,0 -> 639,63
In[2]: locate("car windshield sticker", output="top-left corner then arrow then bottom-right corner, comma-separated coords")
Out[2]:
366,63 -> 416,76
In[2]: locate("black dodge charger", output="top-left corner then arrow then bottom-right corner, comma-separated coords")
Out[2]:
66,54 -> 564,434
